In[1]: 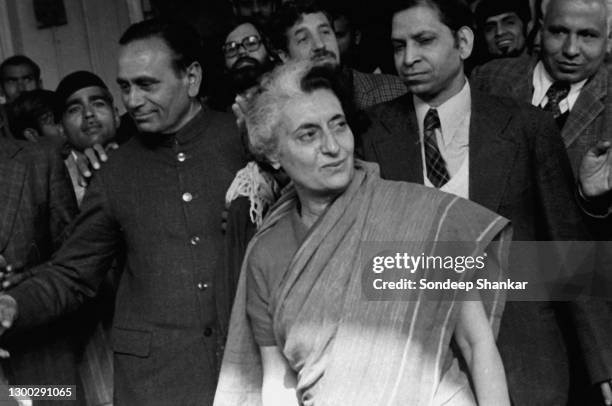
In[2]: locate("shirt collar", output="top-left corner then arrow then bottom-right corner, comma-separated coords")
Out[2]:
532,61 -> 587,111
413,78 -> 471,146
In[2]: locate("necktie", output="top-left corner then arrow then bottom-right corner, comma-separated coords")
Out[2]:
423,108 -> 450,188
543,81 -> 570,119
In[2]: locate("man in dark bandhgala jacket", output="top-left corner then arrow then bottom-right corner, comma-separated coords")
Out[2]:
0,19 -> 244,405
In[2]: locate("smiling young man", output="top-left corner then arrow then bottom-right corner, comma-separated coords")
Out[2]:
54,71 -> 120,204
474,0 -> 530,61
0,18 -> 244,405
360,0 -> 612,405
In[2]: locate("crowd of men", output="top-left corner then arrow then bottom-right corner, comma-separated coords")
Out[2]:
2,0 -> 612,404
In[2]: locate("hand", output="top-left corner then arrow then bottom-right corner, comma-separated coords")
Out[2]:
601,380 -> 612,405
0,256 -> 25,290
231,94 -> 248,133
0,294 -> 17,338
579,141 -> 612,198
73,142 -> 120,187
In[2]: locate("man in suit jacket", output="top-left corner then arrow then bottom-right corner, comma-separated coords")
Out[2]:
472,1 -> 612,401
0,19 -> 244,405
0,137 -> 84,401
471,0 -> 611,180
360,1 -> 612,405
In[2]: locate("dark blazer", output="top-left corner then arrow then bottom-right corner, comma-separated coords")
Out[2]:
0,138 -> 84,398
361,89 -> 609,406
7,109 -> 244,405
471,54 -> 612,175
352,69 -> 407,110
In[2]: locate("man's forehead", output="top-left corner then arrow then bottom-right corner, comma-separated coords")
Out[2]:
290,12 -> 332,32
392,6 -> 447,36
3,64 -> 35,78
66,86 -> 109,104
545,0 -> 607,25
118,38 -> 176,76
226,23 -> 260,43
486,11 -> 520,23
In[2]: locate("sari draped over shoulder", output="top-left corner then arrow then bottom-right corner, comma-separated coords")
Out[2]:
214,161 -> 511,406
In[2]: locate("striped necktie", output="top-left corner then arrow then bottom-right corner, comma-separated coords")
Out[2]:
423,108 -> 450,188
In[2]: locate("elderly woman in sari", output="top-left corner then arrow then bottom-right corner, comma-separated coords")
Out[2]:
214,60 -> 511,406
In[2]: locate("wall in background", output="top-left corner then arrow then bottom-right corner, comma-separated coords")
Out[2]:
0,0 -> 131,110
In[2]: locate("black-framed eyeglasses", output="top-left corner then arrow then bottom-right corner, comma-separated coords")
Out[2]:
222,35 -> 262,58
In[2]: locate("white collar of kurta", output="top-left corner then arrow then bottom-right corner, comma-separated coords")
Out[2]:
413,78 -> 471,148
532,60 -> 587,113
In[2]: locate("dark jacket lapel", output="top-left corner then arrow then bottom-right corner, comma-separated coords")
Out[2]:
371,94 -> 423,183
0,138 -> 26,253
562,66 -> 607,148
469,90 -> 518,212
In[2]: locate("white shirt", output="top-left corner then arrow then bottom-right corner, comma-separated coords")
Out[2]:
531,61 -> 586,114
414,79 -> 471,199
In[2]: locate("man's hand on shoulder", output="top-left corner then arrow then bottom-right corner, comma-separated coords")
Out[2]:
0,294 -> 17,358
73,142 -> 120,187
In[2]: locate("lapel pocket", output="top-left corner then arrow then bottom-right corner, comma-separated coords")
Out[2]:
112,327 -> 152,357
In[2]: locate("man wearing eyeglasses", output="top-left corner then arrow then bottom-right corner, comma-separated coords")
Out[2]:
213,19 -> 279,111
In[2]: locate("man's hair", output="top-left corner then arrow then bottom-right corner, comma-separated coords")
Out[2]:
475,0 -> 531,29
55,70 -> 112,118
119,18 -> 203,73
222,16 -> 274,57
388,0 -> 474,32
269,0 -> 333,52
246,60 -> 355,161
0,55 -> 41,82
6,89 -> 58,139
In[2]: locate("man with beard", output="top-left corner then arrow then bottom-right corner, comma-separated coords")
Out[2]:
269,0 -> 407,112
213,19 -> 278,111
474,0 -> 531,63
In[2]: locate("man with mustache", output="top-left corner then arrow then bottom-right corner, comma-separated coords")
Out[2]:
474,0 -> 530,63
269,0 -> 407,111
211,19 -> 278,111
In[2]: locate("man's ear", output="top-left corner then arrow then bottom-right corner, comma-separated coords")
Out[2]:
23,128 -> 40,143
185,61 -> 203,97
606,23 -> 612,54
113,106 -> 121,129
354,29 -> 362,46
456,26 -> 475,60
